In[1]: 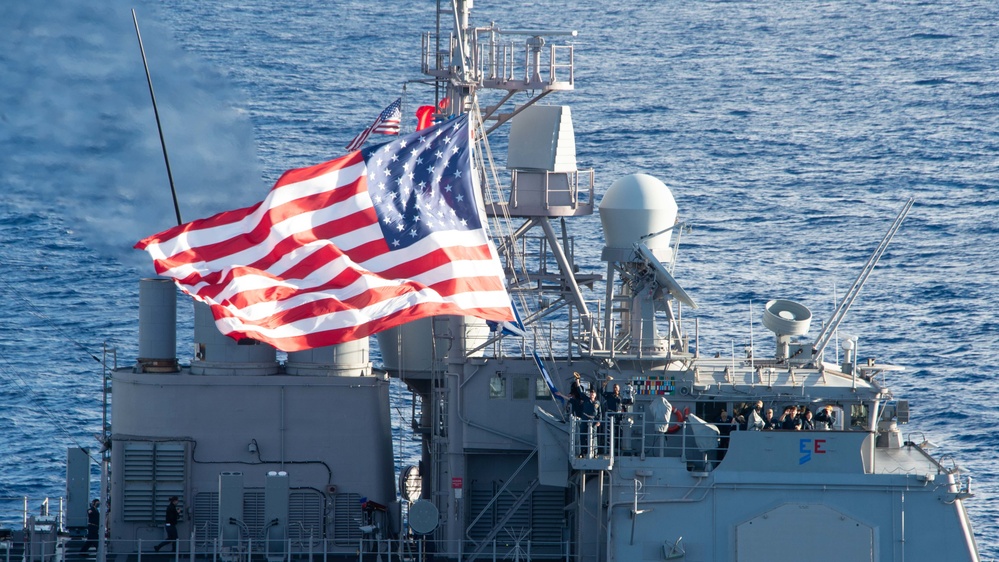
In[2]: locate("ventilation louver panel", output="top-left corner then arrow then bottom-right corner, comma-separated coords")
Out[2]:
289,490 -> 324,546
332,493 -> 362,546
121,442 -> 187,522
193,492 -> 219,546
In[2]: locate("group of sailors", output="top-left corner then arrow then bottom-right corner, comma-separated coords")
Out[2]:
565,372 -> 840,459
722,401 -> 836,432
565,373 -> 628,419
565,373 -> 630,457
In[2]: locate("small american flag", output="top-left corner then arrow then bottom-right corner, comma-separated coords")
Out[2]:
136,114 -> 514,351
345,98 -> 402,151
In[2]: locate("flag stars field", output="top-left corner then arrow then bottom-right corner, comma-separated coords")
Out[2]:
135,113 -> 513,351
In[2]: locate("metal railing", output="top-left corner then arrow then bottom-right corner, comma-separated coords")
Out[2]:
0,498 -> 64,536
421,28 -> 576,92
566,413 -> 738,466
0,534 -> 573,562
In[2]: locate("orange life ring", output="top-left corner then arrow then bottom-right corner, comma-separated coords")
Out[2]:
666,407 -> 689,433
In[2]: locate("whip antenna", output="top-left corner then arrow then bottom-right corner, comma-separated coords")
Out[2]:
811,198 -> 914,362
132,9 -> 183,226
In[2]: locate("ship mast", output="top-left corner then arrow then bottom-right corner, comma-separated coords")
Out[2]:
423,0 -> 577,127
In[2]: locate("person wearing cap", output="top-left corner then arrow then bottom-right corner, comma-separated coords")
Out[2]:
80,499 -> 100,552
153,496 -> 181,553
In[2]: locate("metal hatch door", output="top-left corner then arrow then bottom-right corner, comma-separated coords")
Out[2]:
736,503 -> 874,562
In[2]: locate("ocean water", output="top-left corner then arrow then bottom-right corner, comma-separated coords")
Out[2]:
1,0 -> 997,555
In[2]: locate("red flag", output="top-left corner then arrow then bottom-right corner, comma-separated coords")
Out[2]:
136,115 -> 513,352
416,105 -> 436,131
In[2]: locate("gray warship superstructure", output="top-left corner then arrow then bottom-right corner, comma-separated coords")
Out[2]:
29,1 -> 982,561
373,2 -> 980,561
104,286 -> 395,558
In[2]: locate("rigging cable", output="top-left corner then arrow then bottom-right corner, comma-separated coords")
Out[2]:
0,264 -> 108,461
469,102 -> 568,416
0,338 -> 100,460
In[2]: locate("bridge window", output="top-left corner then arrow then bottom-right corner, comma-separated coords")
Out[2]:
849,404 -> 869,430
535,377 -> 552,399
489,375 -> 505,398
512,377 -> 530,400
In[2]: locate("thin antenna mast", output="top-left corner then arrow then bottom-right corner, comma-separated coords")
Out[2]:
812,198 -> 914,362
749,300 -> 754,371
132,9 -> 183,226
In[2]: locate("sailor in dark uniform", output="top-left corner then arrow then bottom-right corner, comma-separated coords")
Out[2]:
601,379 -> 624,415
800,409 -> 816,430
153,496 -> 181,552
80,499 -> 100,552
579,389 -> 600,457
814,404 -> 836,429
601,378 -> 625,453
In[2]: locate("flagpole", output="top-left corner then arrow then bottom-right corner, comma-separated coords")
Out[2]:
132,9 -> 183,226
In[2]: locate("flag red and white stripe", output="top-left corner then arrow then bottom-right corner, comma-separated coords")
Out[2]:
136,114 -> 513,351
345,98 -> 402,151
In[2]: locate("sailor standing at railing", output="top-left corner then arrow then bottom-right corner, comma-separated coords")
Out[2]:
601,378 -> 624,414
580,389 -> 600,458
647,396 -> 673,456
567,376 -> 585,455
601,377 -> 625,454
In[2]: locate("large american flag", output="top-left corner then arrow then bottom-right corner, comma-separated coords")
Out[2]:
345,98 -> 402,151
136,114 -> 514,352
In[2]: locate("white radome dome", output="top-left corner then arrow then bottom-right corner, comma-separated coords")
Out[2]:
599,173 -> 678,253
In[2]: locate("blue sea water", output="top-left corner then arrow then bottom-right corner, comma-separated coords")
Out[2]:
1,0 -> 997,555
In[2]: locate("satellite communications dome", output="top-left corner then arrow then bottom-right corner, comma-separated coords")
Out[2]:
599,174 -> 678,260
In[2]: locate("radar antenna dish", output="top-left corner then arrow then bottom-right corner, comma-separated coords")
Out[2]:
408,499 -> 439,535
634,242 -> 697,309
